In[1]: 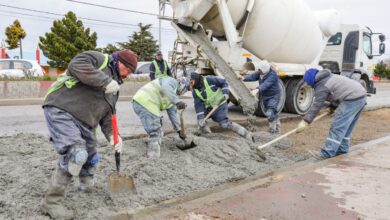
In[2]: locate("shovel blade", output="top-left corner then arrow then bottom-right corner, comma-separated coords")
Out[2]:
108,172 -> 136,194
176,137 -> 197,150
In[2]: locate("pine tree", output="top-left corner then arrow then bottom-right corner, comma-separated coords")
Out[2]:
39,11 -> 97,70
118,23 -> 158,61
100,43 -> 120,54
5,20 -> 26,58
374,61 -> 387,78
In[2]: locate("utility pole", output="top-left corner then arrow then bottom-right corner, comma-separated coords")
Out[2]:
158,0 -> 162,50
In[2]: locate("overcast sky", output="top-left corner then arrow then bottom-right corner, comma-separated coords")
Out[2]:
0,0 -> 389,61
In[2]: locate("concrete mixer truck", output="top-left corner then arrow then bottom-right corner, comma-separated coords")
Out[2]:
159,0 -> 386,116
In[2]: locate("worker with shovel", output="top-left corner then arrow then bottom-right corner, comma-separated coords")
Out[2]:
239,60 -> 281,134
296,68 -> 367,160
41,49 -> 137,219
190,71 -> 253,141
132,76 -> 190,158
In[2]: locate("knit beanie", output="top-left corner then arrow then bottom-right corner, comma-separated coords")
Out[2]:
304,68 -> 319,87
117,49 -> 138,73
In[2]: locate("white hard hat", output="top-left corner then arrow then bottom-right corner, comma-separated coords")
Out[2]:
257,60 -> 270,74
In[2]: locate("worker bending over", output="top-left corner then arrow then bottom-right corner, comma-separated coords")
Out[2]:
296,68 -> 367,160
132,76 -> 189,158
190,71 -> 253,141
42,49 -> 137,219
240,60 -> 281,134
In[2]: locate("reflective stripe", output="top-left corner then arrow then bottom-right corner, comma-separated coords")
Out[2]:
45,54 -> 109,99
327,138 -> 341,145
195,77 -> 226,109
343,137 -> 351,140
152,60 -> 169,79
196,112 -> 204,115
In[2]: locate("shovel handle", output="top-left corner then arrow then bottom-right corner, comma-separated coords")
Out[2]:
256,112 -> 329,151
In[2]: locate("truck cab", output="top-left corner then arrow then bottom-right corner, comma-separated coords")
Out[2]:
319,24 -> 386,94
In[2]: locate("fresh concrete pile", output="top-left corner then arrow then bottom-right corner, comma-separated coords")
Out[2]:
0,132 -> 306,219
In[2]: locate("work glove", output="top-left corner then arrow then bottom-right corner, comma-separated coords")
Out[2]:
176,101 -> 187,110
178,130 -> 187,140
237,75 -> 244,80
198,118 -> 206,128
296,120 -> 309,133
223,94 -> 229,101
110,135 -> 123,153
327,107 -> 336,115
105,80 -> 120,94
250,89 -> 259,97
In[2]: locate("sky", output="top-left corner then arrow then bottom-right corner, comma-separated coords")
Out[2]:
0,0 -> 389,63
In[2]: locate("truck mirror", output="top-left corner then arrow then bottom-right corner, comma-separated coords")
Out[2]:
379,34 -> 386,42
379,43 -> 385,55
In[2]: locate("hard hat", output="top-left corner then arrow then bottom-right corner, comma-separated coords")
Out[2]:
177,77 -> 190,96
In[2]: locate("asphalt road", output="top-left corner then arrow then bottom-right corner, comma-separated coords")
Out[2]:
1,83 -> 389,138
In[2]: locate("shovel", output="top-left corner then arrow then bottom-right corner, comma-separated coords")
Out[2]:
104,93 -> 136,194
176,108 -> 197,150
255,112 -> 329,159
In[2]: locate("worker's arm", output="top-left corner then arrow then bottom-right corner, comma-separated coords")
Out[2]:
166,106 -> 180,131
67,52 -> 111,89
243,71 -> 260,82
303,86 -> 330,123
149,63 -> 156,80
161,78 -> 180,104
210,76 -> 229,95
259,72 -> 278,93
192,90 -> 206,121
166,60 -> 172,77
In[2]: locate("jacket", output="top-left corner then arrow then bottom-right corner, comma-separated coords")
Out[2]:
192,76 -> 229,120
244,69 -> 280,109
304,69 -> 367,123
149,59 -> 172,80
43,51 -> 117,138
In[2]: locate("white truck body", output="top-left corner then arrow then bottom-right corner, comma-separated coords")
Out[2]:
162,0 -> 384,115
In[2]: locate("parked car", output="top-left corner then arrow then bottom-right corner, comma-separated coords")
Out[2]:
134,61 -> 152,75
0,59 -> 45,78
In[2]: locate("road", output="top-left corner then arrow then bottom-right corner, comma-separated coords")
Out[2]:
1,82 -> 389,138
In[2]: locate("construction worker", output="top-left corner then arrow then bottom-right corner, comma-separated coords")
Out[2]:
41,49 -> 137,219
296,68 -> 367,160
149,50 -> 172,80
239,60 -> 281,134
132,76 -> 189,158
190,71 -> 253,141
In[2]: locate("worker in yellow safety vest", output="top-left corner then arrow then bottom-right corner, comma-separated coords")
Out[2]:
132,76 -> 190,158
149,50 -> 172,80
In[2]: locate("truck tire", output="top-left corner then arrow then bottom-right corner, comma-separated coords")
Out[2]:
359,79 -> 367,91
282,78 -> 293,112
284,78 -> 314,115
254,79 -> 286,117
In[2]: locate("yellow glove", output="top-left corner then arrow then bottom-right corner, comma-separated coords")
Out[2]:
296,120 -> 309,133
250,89 -> 259,97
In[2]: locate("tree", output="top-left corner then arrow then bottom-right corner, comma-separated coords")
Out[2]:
374,61 -> 390,79
5,20 -> 26,59
99,43 -> 120,54
118,23 -> 158,61
39,11 -> 97,70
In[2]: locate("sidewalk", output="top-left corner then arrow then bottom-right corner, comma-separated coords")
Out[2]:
113,135 -> 390,220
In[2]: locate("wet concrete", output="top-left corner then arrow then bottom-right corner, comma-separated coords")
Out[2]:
0,131 -> 302,220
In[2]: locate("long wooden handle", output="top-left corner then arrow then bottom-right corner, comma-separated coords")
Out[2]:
256,112 -> 329,151
202,105 -> 219,124
180,109 -> 185,132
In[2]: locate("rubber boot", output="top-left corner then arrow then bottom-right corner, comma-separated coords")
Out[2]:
229,122 -> 254,142
41,169 -> 73,220
275,119 -> 281,134
268,121 -> 277,134
78,175 -> 94,193
147,138 -> 160,158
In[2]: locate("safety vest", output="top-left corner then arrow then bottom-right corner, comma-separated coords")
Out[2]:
152,60 -> 169,78
133,79 -> 173,116
45,54 -> 109,99
195,77 -> 226,109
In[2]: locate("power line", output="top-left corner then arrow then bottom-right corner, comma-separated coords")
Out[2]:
66,0 -> 158,16
0,3 -> 173,31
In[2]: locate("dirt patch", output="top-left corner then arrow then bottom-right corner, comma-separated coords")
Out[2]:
1,108 -> 389,219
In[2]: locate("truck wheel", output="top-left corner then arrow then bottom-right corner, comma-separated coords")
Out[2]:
254,79 -> 286,116
282,78 -> 293,112
284,78 -> 314,115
